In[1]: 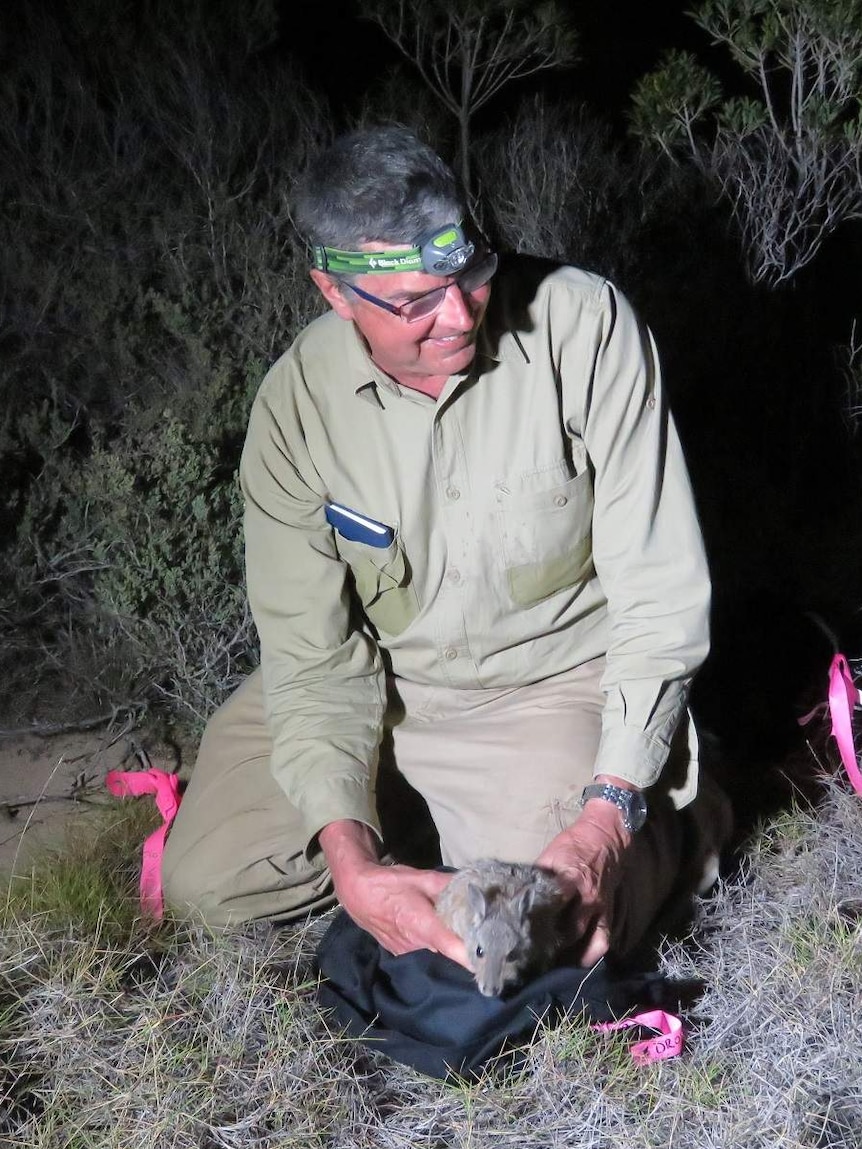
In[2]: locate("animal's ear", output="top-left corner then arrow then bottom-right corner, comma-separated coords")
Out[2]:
467,882 -> 488,920
512,883 -> 536,919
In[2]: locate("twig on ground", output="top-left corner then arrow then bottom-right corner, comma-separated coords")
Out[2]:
1,793 -> 103,817
0,704 -> 146,740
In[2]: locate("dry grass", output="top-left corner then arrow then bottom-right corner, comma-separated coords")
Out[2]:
2,764 -> 861,1148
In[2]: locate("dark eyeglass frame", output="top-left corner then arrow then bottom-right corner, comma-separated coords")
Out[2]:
342,252 -> 498,323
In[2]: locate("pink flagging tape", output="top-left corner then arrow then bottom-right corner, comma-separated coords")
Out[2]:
105,769 -> 182,919
799,654 -> 862,796
593,1009 -> 684,1064
827,654 -> 862,796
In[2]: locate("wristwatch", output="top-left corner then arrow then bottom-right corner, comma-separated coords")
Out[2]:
580,783 -> 648,834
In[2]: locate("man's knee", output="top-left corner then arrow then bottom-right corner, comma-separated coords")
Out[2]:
162,818 -> 336,928
161,826 -> 227,924
161,854 -> 214,925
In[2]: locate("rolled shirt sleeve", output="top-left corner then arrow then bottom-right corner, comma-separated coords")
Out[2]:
240,382 -> 387,858
574,281 -> 710,792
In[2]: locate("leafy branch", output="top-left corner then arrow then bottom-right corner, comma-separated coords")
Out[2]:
631,0 -> 862,285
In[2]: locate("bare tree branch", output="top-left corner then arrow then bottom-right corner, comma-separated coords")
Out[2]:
359,0 -> 577,195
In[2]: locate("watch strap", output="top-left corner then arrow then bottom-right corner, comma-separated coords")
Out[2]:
580,783 -> 648,833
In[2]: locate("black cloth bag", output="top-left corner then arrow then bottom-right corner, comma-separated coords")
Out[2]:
315,908 -> 665,1080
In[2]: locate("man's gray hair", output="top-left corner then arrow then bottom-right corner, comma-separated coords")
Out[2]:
293,125 -> 467,250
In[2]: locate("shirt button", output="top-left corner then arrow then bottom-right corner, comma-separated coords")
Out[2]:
446,486 -> 461,501
647,395 -> 656,409
448,569 -> 461,584
554,494 -> 568,507
444,647 -> 458,661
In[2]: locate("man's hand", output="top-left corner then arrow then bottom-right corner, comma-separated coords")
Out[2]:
319,819 -> 469,969
535,776 -> 639,967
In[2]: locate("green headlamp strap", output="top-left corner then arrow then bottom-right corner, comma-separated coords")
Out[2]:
313,246 -> 424,274
313,222 -> 475,277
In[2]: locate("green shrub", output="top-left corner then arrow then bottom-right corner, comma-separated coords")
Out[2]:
0,0 -> 326,728
630,0 -> 862,286
0,384 -> 255,727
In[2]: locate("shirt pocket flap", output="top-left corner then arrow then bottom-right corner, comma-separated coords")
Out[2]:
498,469 -> 594,607
507,535 -> 594,607
335,535 -> 418,636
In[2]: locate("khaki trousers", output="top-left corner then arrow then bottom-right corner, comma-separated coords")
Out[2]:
163,659 -> 730,955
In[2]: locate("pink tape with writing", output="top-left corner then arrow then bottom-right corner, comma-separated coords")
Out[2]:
593,1008 -> 684,1064
105,769 -> 181,919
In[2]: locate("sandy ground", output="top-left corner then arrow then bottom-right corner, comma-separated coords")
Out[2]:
0,725 -> 182,878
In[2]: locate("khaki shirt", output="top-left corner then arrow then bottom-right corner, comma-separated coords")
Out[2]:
240,260 -> 710,853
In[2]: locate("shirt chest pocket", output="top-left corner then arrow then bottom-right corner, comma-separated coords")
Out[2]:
497,465 -> 595,608
335,534 -> 420,637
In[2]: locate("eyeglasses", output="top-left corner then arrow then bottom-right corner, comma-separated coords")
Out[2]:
343,252 -> 498,323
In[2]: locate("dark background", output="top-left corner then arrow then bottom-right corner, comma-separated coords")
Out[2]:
284,0 -> 701,122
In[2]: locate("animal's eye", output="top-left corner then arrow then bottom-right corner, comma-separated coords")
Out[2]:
475,945 -> 485,958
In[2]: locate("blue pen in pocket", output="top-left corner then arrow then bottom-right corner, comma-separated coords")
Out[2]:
325,502 -> 395,548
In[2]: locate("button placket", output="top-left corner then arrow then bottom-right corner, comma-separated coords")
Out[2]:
432,405 -> 477,684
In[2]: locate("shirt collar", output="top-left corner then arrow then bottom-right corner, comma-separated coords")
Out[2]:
346,323 -> 402,404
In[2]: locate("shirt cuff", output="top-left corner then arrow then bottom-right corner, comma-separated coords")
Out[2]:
594,719 -> 699,809
299,775 -> 383,863
594,724 -> 668,787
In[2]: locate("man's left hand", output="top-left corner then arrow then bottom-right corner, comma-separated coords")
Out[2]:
535,782 -> 637,967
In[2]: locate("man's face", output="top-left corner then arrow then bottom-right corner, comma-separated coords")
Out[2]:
311,244 -> 492,394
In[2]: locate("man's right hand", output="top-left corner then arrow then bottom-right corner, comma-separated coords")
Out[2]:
318,819 -> 469,969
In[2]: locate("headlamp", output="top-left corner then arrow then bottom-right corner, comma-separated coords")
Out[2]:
313,222 -> 476,278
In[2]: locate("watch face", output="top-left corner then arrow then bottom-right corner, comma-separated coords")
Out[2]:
624,789 -> 648,832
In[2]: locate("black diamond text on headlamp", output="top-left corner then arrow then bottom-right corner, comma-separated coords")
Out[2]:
313,222 -> 475,277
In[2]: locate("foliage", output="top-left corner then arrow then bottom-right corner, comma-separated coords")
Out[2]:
630,0 -> 862,285
0,0 -> 326,728
358,0 -> 578,197
473,95 -> 692,286
1,384 -> 259,727
0,0 -> 322,418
